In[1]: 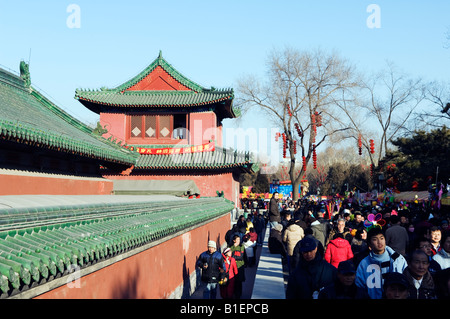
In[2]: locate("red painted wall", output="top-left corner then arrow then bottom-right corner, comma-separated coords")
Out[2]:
34,213 -> 231,299
0,174 -> 113,195
100,112 -> 127,144
189,111 -> 218,145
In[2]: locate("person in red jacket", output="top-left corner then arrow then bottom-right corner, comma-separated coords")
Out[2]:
220,247 -> 239,299
325,233 -> 354,268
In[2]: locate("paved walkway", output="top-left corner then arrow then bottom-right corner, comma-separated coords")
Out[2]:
251,226 -> 286,299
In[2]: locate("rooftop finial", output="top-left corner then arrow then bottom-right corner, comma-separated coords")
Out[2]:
19,60 -> 31,87
158,50 -> 162,59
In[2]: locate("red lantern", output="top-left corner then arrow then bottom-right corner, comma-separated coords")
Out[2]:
313,144 -> 317,169
294,123 -> 302,137
315,111 -> 322,127
370,164 -> 374,178
287,104 -> 292,117
311,113 -> 317,143
369,139 -> 375,154
358,134 -> 362,156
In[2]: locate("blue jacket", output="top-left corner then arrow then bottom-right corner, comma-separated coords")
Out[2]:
355,246 -> 408,299
197,250 -> 225,283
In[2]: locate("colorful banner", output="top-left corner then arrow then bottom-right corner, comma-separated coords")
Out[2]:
136,142 -> 215,155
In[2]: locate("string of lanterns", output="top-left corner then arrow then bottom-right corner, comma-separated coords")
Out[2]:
275,107 -> 324,172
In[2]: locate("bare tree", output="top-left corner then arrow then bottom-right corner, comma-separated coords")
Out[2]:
236,47 -> 359,200
357,62 -> 425,165
415,80 -> 450,128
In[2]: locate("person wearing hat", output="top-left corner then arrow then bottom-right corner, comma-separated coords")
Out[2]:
219,247 -> 238,299
286,236 -> 337,299
355,227 -> 408,299
196,240 -> 226,299
383,272 -> 409,299
319,260 -> 363,299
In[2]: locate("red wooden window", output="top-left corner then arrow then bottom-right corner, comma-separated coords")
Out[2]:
128,115 -> 186,140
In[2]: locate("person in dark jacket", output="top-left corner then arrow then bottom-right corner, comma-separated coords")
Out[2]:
385,214 -> 409,257
434,267 -> 450,299
291,232 -> 324,270
225,224 -> 240,246
286,237 -> 337,299
268,224 -> 287,257
403,250 -> 437,299
196,240 -> 226,299
319,260 -> 363,299
253,213 -> 266,246
383,272 -> 410,299
268,192 -> 281,228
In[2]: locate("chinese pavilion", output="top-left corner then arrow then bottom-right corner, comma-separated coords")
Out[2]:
75,51 -> 257,204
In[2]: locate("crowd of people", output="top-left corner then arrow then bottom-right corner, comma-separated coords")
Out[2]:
266,191 -> 450,299
196,210 -> 266,299
196,190 -> 450,300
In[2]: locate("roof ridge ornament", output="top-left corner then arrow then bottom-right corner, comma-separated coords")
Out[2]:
19,60 -> 31,87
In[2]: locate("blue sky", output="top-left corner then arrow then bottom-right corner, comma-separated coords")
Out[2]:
0,1 -> 449,157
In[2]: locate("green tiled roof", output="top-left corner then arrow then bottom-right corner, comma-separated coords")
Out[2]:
0,195 -> 234,297
132,144 -> 258,172
74,51 -> 238,118
75,89 -> 234,108
0,65 -> 138,166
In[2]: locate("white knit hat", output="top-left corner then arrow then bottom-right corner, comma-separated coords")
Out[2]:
208,240 -> 216,248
